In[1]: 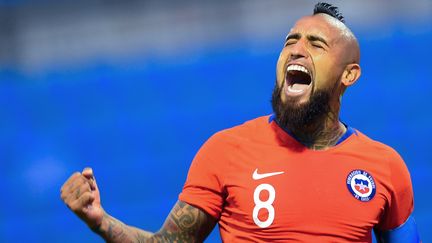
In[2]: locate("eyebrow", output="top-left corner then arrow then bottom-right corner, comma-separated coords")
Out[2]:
285,33 -> 301,42
285,33 -> 329,47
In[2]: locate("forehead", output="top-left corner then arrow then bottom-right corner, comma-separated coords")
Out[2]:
289,15 -> 342,41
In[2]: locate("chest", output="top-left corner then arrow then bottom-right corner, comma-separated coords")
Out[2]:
219,144 -> 389,238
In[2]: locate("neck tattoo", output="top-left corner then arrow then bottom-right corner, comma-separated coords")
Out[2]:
288,121 -> 347,150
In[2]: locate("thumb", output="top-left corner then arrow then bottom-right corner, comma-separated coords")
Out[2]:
82,167 -> 98,191
82,167 -> 94,179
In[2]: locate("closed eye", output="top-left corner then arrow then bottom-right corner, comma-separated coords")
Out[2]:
307,35 -> 329,49
284,40 -> 297,47
311,43 -> 324,49
284,33 -> 300,47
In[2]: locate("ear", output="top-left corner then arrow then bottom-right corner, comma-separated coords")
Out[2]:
341,63 -> 361,87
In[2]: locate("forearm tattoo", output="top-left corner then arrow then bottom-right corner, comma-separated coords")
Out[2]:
105,215 -> 128,241
93,212 -> 149,243
151,201 -> 215,243
93,201 -> 215,243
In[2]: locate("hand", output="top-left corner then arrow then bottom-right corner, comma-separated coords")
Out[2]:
60,167 -> 104,229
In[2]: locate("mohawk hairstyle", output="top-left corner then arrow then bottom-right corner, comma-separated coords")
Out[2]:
313,2 -> 345,23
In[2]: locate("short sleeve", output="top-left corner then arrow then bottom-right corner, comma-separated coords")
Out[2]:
377,149 -> 414,231
178,133 -> 227,219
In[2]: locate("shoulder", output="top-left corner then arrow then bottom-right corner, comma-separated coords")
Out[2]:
352,130 -> 410,183
208,115 -> 271,144
194,115 -> 271,159
353,130 -> 404,165
353,132 -> 416,231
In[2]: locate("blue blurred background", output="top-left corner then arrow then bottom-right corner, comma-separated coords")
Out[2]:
0,0 -> 431,242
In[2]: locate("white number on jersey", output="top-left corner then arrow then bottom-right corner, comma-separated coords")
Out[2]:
253,183 -> 276,228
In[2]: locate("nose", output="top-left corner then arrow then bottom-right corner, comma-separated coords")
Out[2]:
288,40 -> 308,60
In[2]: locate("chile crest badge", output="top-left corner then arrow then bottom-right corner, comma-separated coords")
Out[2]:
346,169 -> 376,202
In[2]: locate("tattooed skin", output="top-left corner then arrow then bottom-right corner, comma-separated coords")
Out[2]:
94,201 -> 216,243
93,213 -> 140,242
151,201 -> 216,242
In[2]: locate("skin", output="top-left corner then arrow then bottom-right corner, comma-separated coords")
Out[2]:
60,13 -> 362,243
60,168 -> 216,242
275,13 -> 361,150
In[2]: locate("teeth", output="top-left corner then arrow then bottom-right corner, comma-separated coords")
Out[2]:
288,86 -> 303,93
286,64 -> 309,74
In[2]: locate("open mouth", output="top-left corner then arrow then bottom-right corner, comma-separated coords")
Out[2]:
285,64 -> 312,94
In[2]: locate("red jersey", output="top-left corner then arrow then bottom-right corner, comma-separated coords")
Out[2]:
179,115 -> 414,242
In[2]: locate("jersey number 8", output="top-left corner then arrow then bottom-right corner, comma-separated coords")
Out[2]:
253,183 -> 276,228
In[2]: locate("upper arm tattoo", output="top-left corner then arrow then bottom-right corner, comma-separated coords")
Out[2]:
151,201 -> 217,243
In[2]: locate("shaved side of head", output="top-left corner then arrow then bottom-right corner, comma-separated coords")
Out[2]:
315,13 -> 360,65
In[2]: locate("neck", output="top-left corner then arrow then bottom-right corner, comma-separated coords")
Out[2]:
285,110 -> 346,150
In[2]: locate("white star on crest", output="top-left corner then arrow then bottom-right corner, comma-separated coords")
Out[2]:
357,183 -> 367,191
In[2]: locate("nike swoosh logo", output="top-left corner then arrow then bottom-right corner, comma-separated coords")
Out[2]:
252,168 -> 284,180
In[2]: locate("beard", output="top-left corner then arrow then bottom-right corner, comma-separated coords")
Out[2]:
271,81 -> 332,130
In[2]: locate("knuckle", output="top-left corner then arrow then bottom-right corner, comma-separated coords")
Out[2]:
80,191 -> 91,201
73,177 -> 83,185
67,172 -> 80,182
78,176 -> 88,185
78,183 -> 90,194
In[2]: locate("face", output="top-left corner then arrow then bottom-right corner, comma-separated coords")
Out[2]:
272,14 -> 354,128
276,14 -> 349,105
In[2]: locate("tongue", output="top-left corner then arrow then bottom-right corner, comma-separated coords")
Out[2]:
290,83 -> 309,91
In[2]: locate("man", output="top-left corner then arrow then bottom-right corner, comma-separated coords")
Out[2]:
60,3 -> 420,242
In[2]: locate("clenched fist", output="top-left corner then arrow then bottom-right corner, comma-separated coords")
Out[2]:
60,168 -> 104,230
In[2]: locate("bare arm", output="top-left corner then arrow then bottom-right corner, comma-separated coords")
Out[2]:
94,201 -> 216,243
152,201 -> 217,242
61,168 -> 216,243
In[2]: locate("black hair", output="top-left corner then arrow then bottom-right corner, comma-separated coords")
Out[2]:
313,2 -> 345,23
